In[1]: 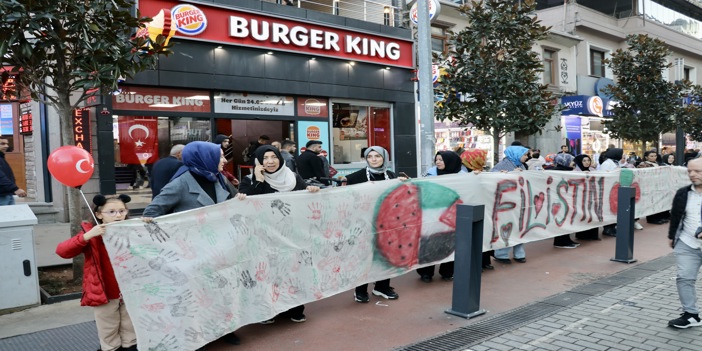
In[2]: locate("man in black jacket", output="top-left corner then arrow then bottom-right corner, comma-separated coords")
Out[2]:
296,140 -> 328,185
668,158 -> 702,329
0,138 -> 27,205
150,144 -> 184,199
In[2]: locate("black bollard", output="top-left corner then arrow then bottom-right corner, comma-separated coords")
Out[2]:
445,204 -> 487,319
611,186 -> 637,263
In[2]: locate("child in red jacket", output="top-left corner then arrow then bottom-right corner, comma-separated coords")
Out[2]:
56,194 -> 136,351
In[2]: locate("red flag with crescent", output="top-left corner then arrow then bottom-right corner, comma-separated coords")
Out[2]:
118,116 -> 159,165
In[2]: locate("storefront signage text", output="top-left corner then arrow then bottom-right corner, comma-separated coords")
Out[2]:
19,101 -> 32,135
214,92 -> 294,116
138,0 -> 414,68
112,87 -> 211,113
73,108 -> 91,152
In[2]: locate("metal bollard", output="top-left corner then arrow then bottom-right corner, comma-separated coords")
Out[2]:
445,204 -> 487,319
611,186 -> 637,264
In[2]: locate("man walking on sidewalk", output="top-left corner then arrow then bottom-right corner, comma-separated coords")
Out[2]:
0,137 -> 27,205
668,158 -> 702,328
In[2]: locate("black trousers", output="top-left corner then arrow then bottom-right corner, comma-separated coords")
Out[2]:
575,227 -> 599,240
553,234 -> 575,246
416,262 -> 454,278
356,279 -> 390,294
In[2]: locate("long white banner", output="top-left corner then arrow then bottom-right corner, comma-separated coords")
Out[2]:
104,167 -> 689,350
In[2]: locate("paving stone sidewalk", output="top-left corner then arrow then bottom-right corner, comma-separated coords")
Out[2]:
400,254 -> 702,351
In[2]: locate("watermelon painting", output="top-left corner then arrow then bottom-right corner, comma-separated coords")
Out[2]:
373,181 -> 462,268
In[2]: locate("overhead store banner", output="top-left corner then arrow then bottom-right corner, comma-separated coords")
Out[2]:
214,92 -> 294,116
561,95 -> 613,117
105,167 -> 689,350
138,0 -> 415,68
112,86 -> 211,113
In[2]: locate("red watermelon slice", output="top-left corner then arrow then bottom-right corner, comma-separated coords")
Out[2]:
374,181 -> 462,268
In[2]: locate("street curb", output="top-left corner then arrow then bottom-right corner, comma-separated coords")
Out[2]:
39,287 -> 81,305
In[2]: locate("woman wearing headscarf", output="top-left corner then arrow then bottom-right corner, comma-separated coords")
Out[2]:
142,141 -> 243,346
597,148 -> 625,237
662,154 -> 675,166
573,154 -> 595,171
552,154 -> 581,248
572,154 -> 601,240
417,151 -> 466,282
238,145 -> 319,324
143,141 -> 232,217
238,145 -> 319,195
342,146 -> 404,303
213,134 -> 239,190
461,149 -> 495,270
491,146 -> 529,264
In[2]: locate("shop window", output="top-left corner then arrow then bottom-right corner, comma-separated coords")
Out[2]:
331,102 -> 391,164
543,49 -> 557,85
590,49 -> 606,77
112,115 -> 211,191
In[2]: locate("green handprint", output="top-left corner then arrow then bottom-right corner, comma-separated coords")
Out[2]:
129,244 -> 160,258
142,282 -> 176,297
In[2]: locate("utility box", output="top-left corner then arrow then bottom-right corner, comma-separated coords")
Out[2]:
0,204 -> 40,311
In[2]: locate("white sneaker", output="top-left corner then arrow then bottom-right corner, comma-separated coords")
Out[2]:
634,222 -> 644,230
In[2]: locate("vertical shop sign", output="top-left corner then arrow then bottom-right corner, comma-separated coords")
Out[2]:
297,121 -> 330,156
118,116 -> 159,165
564,116 -> 582,155
73,108 -> 91,152
19,101 -> 32,135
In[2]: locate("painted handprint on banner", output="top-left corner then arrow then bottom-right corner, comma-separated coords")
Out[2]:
144,221 -> 171,243
239,269 -> 257,289
149,256 -> 188,285
255,262 -> 268,282
271,199 -> 292,216
307,202 -> 323,220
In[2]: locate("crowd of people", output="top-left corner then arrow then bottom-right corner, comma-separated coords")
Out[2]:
55,134 -> 701,350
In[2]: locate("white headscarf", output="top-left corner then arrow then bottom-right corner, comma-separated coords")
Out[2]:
255,146 -> 298,192
364,146 -> 391,181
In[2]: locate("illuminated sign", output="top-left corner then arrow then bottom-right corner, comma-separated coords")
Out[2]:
297,97 -> 329,118
73,108 -> 91,152
19,101 -> 32,135
138,0 -> 414,68
112,87 -> 211,112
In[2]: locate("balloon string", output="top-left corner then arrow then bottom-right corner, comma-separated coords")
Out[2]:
79,189 -> 98,224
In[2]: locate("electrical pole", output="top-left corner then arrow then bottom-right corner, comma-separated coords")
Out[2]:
417,0 -> 434,176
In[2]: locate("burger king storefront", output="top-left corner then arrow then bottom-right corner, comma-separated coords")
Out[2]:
95,0 -> 416,207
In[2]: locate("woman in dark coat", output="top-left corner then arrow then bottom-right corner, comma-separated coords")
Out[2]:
552,154 -> 581,248
238,145 -> 319,323
416,151 -> 466,282
342,146 -> 404,303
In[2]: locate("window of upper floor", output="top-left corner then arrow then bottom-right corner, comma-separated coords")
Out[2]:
542,48 -> 558,85
590,49 -> 606,78
431,24 -> 450,56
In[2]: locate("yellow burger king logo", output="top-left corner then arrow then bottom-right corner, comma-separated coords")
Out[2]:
307,126 -> 320,139
172,4 -> 207,36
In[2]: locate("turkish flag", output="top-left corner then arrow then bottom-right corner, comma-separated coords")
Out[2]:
118,116 -> 159,165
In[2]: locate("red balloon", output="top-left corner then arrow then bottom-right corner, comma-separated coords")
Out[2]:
47,146 -> 95,188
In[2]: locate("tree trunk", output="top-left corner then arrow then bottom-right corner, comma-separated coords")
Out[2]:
491,129 -> 502,167
640,141 -> 647,157
56,98 -> 86,283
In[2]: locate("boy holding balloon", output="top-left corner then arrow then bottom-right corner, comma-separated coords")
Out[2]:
55,194 -> 137,351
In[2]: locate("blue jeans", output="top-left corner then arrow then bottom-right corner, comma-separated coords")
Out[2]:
494,244 -> 525,260
0,194 -> 15,206
675,241 -> 702,314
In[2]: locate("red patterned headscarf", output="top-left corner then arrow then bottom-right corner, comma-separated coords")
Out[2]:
460,149 -> 488,171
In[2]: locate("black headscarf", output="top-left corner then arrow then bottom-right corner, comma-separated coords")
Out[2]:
662,154 -> 675,165
604,148 -> 623,161
254,145 -> 284,172
436,151 -> 463,175
573,154 -> 592,171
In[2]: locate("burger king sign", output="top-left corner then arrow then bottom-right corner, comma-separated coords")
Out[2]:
172,4 -> 207,36
307,126 -> 321,140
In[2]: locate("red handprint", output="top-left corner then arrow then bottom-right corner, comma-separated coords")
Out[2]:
255,262 -> 268,282
308,202 -> 322,221
271,283 -> 280,303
